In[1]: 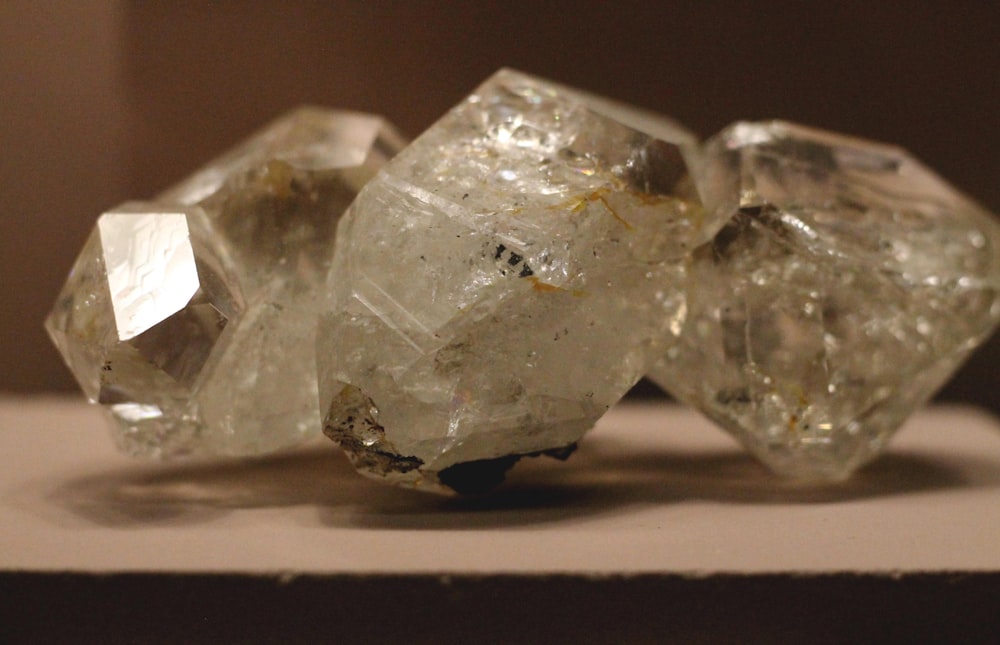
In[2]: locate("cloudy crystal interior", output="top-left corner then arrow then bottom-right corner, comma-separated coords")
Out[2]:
317,69 -> 718,491
46,108 -> 405,457
648,121 -> 1000,480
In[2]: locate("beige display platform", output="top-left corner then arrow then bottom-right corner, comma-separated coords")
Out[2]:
2,397 -> 999,642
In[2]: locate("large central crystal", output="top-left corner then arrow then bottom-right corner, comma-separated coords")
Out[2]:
317,69 -> 717,491
648,121 -> 1000,479
46,108 -> 405,457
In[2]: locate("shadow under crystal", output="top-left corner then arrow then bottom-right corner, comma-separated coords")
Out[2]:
46,427 -> 995,531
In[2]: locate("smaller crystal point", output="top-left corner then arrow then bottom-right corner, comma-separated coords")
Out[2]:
47,108 -> 406,458
317,69 -> 715,491
648,121 -> 1000,480
45,202 -> 243,457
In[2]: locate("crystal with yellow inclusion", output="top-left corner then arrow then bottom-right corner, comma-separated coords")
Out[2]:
317,69 -> 717,492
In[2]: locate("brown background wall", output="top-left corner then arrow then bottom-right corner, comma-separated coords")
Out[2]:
2,1 -> 998,409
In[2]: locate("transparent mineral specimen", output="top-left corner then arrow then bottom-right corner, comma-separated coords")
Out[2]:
46,108 -> 405,457
45,203 -> 244,456
317,69 -> 716,492
648,121 -> 1000,480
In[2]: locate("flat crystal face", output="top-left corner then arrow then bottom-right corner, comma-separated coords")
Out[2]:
45,203 -> 241,457
47,108 -> 405,457
648,121 -> 1000,479
318,69 -> 716,490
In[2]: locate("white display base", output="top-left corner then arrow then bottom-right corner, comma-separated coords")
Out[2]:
3,397 -> 1000,575
2,397 -> 999,642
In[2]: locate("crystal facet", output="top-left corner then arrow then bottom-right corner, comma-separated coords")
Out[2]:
648,121 -> 1000,480
317,69 -> 715,491
159,107 -> 405,296
45,203 -> 242,456
46,108 -> 405,457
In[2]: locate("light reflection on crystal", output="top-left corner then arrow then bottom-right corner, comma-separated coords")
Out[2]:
46,201 -> 240,456
99,211 -> 201,342
46,108 -> 406,457
110,402 -> 163,422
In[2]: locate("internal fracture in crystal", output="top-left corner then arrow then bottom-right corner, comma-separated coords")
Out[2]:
46,108 -> 405,456
648,121 -> 1000,480
317,69 -> 716,491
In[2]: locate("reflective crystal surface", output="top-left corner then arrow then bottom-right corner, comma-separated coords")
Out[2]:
649,121 -> 1000,480
317,69 -> 715,491
47,108 -> 405,457
45,203 -> 242,456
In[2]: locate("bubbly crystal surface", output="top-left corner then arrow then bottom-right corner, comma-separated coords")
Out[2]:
648,121 -> 1000,479
317,69 -> 715,491
47,108 -> 405,457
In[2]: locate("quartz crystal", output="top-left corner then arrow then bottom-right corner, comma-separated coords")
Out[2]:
317,69 -> 716,492
47,108 -> 405,457
45,203 -> 243,456
648,121 -> 1000,480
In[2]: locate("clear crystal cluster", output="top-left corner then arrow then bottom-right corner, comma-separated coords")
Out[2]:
46,108 -> 405,457
46,70 -> 1000,493
648,121 -> 1000,479
316,69 -> 717,491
